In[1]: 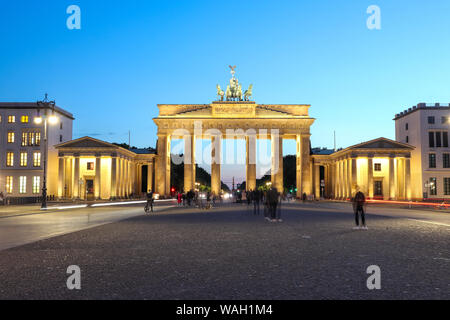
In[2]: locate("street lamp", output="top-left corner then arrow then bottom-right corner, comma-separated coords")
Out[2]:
35,94 -> 58,209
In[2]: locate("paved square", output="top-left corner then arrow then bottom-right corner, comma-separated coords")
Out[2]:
0,202 -> 448,300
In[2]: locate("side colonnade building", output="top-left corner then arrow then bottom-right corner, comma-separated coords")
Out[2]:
311,138 -> 413,201
55,137 -> 155,200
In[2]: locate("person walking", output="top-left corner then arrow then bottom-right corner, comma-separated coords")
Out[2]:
146,190 -> 154,213
267,187 -> 279,222
177,192 -> 182,207
276,191 -> 283,222
353,191 -> 368,230
253,190 -> 260,215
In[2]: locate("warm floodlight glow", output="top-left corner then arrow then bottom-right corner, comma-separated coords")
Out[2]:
34,117 -> 43,124
48,115 -> 58,124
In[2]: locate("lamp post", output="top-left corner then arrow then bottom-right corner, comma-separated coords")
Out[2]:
35,94 -> 58,209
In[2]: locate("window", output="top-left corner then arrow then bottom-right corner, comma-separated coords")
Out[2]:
33,152 -> 41,167
20,152 -> 27,167
26,132 -> 41,146
21,132 -> 28,146
429,154 -> 436,168
59,135 -> 63,142
5,176 -> 13,194
406,136 -> 409,143
19,176 -> 27,194
8,115 -> 15,123
444,154 -> 450,168
6,152 -> 13,167
436,132 -> 442,148
442,117 -> 450,124
87,162 -> 94,170
405,123 -> 409,130
21,116 -> 29,123
60,122 -> 63,130
428,116 -> 435,124
430,178 -> 437,196
7,132 -> 14,143
35,132 -> 41,146
374,163 -> 382,171
429,132 -> 435,148
444,178 -> 450,196
32,176 -> 40,194
444,132 -> 449,148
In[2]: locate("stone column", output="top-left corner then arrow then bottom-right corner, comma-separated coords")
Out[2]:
271,134 -> 283,192
351,157 -> 357,197
58,156 -> 65,199
119,157 -> 123,197
296,135 -> 302,198
111,156 -> 117,199
246,134 -> 256,191
301,135 -> 312,195
95,155 -> 101,199
147,161 -> 154,193
330,162 -> 336,199
73,155 -> 80,199
211,135 -> 222,195
405,157 -> 412,200
314,164 -> 320,199
165,136 -> 172,196
155,135 -> 167,196
343,159 -> 348,199
389,156 -> 396,200
184,134 -> 196,193
368,157 -> 374,198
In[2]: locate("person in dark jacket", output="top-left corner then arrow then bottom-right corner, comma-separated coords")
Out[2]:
353,191 -> 367,230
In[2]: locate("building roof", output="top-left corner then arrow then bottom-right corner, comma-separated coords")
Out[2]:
312,148 -> 335,155
0,102 -> 75,120
394,103 -> 450,120
332,137 -> 414,157
130,148 -> 156,155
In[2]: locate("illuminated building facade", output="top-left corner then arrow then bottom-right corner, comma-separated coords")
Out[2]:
0,103 -> 74,202
395,103 -> 450,200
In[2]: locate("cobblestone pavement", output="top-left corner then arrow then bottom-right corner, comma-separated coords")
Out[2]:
0,202 -> 448,300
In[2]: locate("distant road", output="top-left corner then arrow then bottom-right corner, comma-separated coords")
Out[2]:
0,201 -> 175,252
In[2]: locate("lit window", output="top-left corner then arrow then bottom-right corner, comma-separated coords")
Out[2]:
20,152 -> 27,167
6,152 -> 14,167
5,176 -> 13,194
21,116 -> 29,123
8,116 -> 15,123
430,177 -> 437,196
33,152 -> 41,167
19,176 -> 27,194
22,132 -> 28,146
374,163 -> 382,171
7,132 -> 14,143
32,176 -> 40,194
35,132 -> 41,146
87,162 -> 94,170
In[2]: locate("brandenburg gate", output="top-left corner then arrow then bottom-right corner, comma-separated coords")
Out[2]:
153,68 -> 315,197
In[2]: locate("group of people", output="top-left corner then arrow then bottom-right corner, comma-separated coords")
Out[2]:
176,190 -> 221,209
245,188 -> 283,222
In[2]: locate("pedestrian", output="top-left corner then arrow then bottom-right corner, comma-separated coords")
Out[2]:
267,187 -> 279,222
0,191 -> 4,205
146,189 -> 154,212
302,192 -> 307,203
182,193 -> 186,206
177,192 -> 182,207
277,192 -> 283,222
253,190 -> 260,215
353,190 -> 368,230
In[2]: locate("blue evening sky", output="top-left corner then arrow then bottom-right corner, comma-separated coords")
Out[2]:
1,0 -> 450,184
